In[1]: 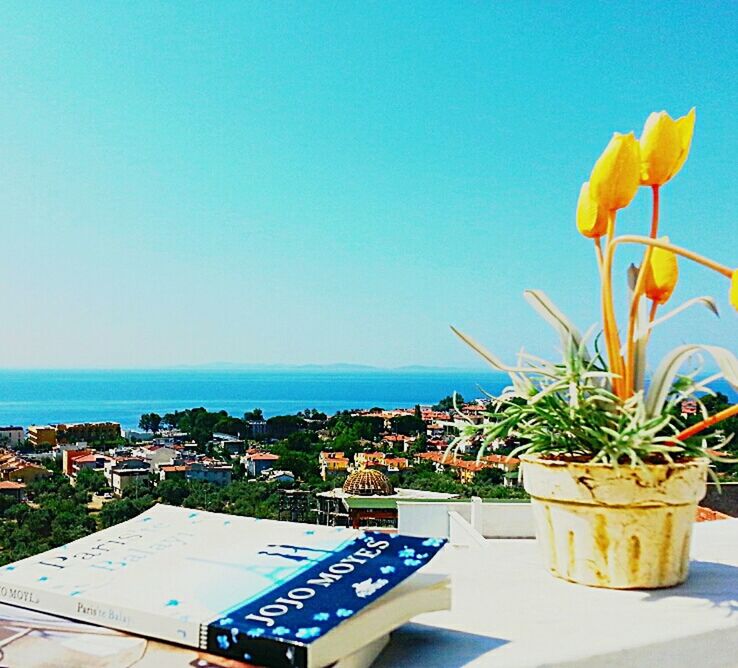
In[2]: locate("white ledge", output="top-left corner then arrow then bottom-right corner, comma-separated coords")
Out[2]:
375,519 -> 738,667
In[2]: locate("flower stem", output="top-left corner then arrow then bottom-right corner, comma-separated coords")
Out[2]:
648,300 -> 658,324
594,237 -> 604,276
625,186 -> 660,395
612,236 -> 733,278
676,404 -> 738,441
601,213 -> 625,398
605,233 -> 732,399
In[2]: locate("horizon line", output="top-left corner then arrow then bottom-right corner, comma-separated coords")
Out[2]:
0,362 -> 502,373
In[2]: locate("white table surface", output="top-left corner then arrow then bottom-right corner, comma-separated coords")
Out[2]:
374,519 -> 738,667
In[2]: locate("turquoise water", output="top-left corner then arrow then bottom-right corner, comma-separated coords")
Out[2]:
0,369 -> 509,429
0,369 -> 733,430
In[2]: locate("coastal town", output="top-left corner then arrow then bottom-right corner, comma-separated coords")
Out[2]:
0,391 -> 735,559
0,395 -> 532,562
0,397 -> 522,503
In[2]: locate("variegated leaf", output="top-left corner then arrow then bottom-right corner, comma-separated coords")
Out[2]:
450,326 -> 556,377
523,289 -> 587,359
648,296 -> 719,332
646,344 -> 738,417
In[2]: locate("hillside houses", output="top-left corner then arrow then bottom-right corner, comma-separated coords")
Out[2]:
28,422 -> 122,447
414,451 -> 520,485
319,451 -> 350,477
61,441 -> 233,496
0,481 -> 28,502
0,427 -> 24,448
159,460 -> 233,486
0,449 -> 51,485
243,451 -> 280,478
354,451 -> 409,472
314,401 -> 509,482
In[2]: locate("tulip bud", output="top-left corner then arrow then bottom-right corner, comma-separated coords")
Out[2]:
640,108 -> 696,186
576,182 -> 609,239
643,237 -> 679,305
590,132 -> 641,211
730,269 -> 738,312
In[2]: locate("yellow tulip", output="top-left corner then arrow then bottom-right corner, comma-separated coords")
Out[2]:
576,182 -> 609,239
590,132 -> 641,211
643,237 -> 678,304
730,269 -> 738,311
640,108 -> 696,186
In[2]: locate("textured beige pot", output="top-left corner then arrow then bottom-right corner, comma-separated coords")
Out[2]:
521,454 -> 709,589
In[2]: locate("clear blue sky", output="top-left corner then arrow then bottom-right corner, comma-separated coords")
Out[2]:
1,1 -> 735,369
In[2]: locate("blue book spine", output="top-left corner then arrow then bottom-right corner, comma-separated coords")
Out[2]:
203,532 -> 446,667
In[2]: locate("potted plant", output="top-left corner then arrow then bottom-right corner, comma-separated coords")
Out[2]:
452,109 -> 738,589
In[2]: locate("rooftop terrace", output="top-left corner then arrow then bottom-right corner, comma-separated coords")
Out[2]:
372,503 -> 738,667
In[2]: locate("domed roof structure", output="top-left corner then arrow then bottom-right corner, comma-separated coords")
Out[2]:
342,468 -> 395,496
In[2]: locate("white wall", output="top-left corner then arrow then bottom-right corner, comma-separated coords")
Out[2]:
0,429 -> 24,447
397,501 -> 471,538
397,499 -> 535,540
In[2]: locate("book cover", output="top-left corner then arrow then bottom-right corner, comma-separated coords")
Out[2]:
0,504 -> 447,667
0,600 -> 252,668
0,599 -> 389,668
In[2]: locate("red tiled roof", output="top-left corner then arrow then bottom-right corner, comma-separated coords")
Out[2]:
462,404 -> 487,412
696,506 -> 731,522
248,453 -> 280,461
451,459 -> 487,472
73,454 -> 108,463
417,450 -> 518,472
420,410 -> 451,419
320,451 -> 348,460
161,465 -> 189,473
483,454 -> 521,466
0,481 -> 26,489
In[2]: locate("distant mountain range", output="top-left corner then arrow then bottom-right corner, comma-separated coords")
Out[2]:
168,362 -> 498,373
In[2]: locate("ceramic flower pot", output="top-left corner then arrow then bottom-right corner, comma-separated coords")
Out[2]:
520,454 -> 709,589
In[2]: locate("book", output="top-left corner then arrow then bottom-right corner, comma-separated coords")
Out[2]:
0,504 -> 448,667
0,600 -> 390,668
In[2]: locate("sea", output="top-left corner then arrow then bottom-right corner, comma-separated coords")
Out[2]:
0,369 -> 734,430
0,368 -> 510,429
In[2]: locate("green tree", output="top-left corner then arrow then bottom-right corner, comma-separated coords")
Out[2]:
139,413 -> 162,434
0,473 -> 97,566
149,413 -> 162,434
157,480 -> 190,506
474,467 -> 505,485
391,414 -> 425,436
139,414 -> 150,432
182,482 -> 224,513
244,408 -> 264,421
433,394 -> 465,411
164,411 -> 181,429
681,393 -> 738,466
284,431 -> 317,452
267,415 -> 307,439
99,496 -> 155,528
122,478 -> 154,499
76,468 -> 107,496
409,434 -> 428,456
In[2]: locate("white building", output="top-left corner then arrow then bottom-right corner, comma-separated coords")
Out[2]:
0,427 -> 24,448
104,457 -> 151,496
123,429 -> 155,442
